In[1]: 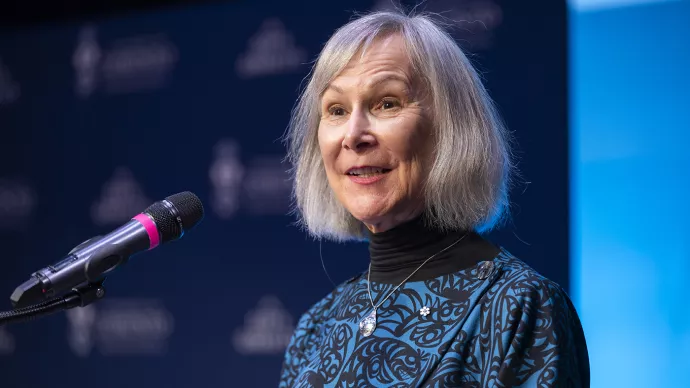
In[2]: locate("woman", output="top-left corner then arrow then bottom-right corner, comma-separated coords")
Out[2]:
280,10 -> 589,388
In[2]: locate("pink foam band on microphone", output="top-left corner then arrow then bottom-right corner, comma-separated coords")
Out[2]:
133,213 -> 160,250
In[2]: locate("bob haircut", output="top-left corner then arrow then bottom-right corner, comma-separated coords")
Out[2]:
285,10 -> 513,242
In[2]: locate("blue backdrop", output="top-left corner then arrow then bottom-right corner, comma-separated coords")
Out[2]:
0,1 -> 568,386
570,0 -> 690,386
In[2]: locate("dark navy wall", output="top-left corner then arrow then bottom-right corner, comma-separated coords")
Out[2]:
0,1 -> 568,386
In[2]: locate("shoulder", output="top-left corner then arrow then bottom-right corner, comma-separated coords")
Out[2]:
465,250 -> 590,386
493,249 -> 569,295
489,249 -> 577,315
487,249 -> 587,358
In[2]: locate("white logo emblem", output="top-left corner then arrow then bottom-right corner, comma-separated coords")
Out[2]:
232,295 -> 294,355
73,26 -> 102,98
96,299 -> 174,355
66,305 -> 98,356
0,179 -> 36,231
91,167 -> 151,225
102,33 -> 178,94
236,18 -> 308,78
66,299 -> 174,356
209,139 -> 244,219
72,25 -> 178,97
0,58 -> 21,105
0,327 -> 15,355
243,156 -> 291,215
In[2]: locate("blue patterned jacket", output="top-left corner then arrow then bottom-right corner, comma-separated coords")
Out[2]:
279,250 -> 589,387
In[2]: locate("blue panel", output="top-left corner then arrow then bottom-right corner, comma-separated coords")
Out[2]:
570,1 -> 690,386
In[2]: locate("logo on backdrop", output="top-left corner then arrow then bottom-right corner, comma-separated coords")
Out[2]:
209,139 -> 245,219
66,304 -> 97,357
209,139 -> 292,219
73,26 -> 102,98
0,328 -> 15,355
235,18 -> 308,78
91,167 -> 151,225
232,295 -> 294,355
0,58 -> 21,106
73,25 -> 179,98
66,299 -> 174,356
242,156 -> 291,215
0,179 -> 36,231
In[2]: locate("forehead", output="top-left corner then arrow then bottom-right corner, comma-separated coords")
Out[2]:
330,34 -> 415,87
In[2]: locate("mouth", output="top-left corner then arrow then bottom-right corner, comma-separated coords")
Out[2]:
345,166 -> 392,178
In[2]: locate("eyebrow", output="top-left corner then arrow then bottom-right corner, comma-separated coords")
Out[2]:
368,74 -> 410,89
324,74 -> 411,95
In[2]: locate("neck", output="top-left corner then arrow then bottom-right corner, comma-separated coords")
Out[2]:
366,216 -> 500,283
363,206 -> 424,234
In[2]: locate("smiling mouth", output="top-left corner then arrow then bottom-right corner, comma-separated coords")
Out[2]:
346,167 -> 392,177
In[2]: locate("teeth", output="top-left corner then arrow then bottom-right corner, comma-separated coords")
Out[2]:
348,167 -> 388,176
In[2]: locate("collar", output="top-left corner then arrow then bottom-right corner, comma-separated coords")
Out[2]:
367,216 -> 500,283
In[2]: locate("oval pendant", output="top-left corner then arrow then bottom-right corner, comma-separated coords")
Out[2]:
359,309 -> 377,337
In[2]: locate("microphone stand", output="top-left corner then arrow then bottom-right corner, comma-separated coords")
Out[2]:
0,280 -> 106,327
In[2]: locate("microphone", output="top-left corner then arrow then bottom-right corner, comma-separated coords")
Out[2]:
9,191 -> 204,309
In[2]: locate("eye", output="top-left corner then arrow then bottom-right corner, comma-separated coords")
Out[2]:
378,98 -> 402,111
328,105 -> 346,116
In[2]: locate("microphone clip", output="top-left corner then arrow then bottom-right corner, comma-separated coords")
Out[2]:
0,279 -> 107,327
70,279 -> 107,308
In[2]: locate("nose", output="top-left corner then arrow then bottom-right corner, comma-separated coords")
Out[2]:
342,109 -> 377,152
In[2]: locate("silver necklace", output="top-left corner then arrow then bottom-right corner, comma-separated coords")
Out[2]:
359,233 -> 468,337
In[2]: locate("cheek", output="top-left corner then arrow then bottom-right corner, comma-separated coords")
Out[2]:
387,119 -> 432,163
407,118 -> 434,163
388,121 -> 433,188
317,129 -> 339,172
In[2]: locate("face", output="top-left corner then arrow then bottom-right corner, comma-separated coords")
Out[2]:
318,34 -> 433,233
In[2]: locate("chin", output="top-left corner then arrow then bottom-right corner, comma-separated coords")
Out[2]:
348,208 -> 387,225
345,195 -> 424,232
345,201 -> 407,234
344,201 -> 390,225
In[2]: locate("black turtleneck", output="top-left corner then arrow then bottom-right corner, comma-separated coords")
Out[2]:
367,216 -> 501,284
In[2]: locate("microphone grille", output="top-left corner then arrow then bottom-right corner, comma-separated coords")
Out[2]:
164,191 -> 204,230
143,191 -> 204,243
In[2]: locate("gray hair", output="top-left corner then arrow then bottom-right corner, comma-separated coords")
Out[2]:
284,10 -> 514,242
